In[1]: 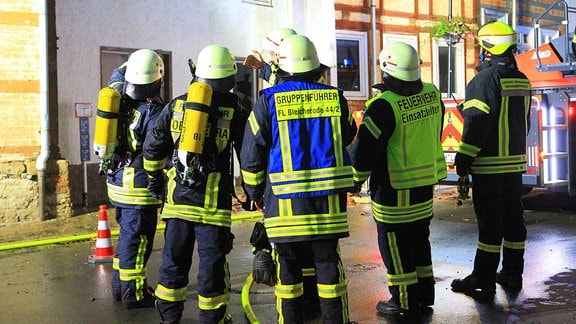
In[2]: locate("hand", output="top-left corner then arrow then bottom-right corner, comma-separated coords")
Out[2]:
251,197 -> 264,211
147,170 -> 165,200
243,50 -> 264,69
241,198 -> 262,212
350,182 -> 363,196
454,153 -> 473,177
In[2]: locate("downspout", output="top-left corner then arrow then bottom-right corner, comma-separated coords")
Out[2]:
512,0 -> 516,31
370,0 -> 378,94
36,0 -> 50,221
447,0 -> 454,98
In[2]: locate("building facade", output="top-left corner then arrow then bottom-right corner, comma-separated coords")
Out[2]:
0,0 -> 568,224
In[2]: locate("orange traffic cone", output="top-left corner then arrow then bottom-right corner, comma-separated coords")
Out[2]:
88,204 -> 114,264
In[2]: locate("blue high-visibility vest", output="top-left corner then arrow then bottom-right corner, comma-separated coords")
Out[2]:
261,81 -> 354,198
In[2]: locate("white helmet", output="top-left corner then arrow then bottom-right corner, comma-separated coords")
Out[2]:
262,28 -> 297,54
379,41 -> 421,82
277,35 -> 320,74
125,49 -> 164,85
195,44 -> 237,79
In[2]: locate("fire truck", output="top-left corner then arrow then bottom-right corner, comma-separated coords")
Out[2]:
442,0 -> 576,195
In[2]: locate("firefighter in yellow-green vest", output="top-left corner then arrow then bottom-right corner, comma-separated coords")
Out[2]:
351,41 -> 446,318
240,35 -> 357,323
451,22 -> 531,298
142,44 -> 251,323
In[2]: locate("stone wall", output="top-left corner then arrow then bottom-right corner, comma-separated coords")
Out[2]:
0,159 -> 72,224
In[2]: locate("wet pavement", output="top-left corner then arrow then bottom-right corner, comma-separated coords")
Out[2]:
1,186 -> 575,323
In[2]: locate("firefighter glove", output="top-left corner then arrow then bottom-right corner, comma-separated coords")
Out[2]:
147,170 -> 165,200
454,153 -> 473,177
243,50 -> 264,69
242,198 -> 262,212
351,181 -> 363,195
253,250 -> 277,286
457,175 -> 471,200
250,221 -> 272,252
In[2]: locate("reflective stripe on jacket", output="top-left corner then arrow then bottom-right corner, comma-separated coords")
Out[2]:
378,83 -> 447,189
142,89 -> 251,227
458,56 -> 531,175
261,81 -> 354,198
107,100 -> 164,208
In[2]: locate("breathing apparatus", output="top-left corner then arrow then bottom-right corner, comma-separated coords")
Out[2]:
94,86 -> 121,174
177,81 -> 213,186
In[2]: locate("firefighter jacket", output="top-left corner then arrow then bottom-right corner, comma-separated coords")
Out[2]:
142,87 -> 251,228
352,81 -> 446,224
458,55 -> 532,174
240,79 -> 357,243
106,97 -> 164,209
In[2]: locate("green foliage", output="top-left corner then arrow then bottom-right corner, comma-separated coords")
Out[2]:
431,16 -> 475,43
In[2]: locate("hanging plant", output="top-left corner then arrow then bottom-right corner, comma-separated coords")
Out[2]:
431,16 -> 475,44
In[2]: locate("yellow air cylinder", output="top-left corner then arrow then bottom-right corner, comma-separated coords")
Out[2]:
93,87 -> 121,159
179,82 -> 213,154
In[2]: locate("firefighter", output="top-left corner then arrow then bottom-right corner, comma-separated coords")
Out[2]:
244,27 -> 322,320
451,21 -> 531,297
142,44 -> 250,323
243,27 -> 297,86
351,41 -> 446,317
96,49 -> 165,308
240,34 -> 357,324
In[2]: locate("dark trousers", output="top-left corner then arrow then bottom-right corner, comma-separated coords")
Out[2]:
377,218 -> 435,311
112,206 -> 158,303
471,173 -> 526,280
156,218 -> 233,323
275,239 -> 350,324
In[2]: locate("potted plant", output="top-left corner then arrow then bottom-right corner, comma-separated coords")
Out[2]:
431,16 -> 475,44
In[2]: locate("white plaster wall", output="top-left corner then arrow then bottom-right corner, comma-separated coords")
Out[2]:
56,0 -> 336,165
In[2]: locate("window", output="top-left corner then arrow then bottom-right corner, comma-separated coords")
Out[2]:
100,47 -> 172,102
481,8 -> 509,25
383,34 -> 418,51
432,39 -> 465,99
233,57 -> 258,107
330,30 -> 369,100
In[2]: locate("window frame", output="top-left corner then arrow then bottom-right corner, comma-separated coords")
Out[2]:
330,30 -> 369,100
100,47 -> 172,102
481,8 -> 509,25
432,39 -> 465,99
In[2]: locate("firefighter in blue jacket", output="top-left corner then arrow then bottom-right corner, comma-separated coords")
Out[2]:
451,22 -> 531,298
98,49 -> 165,308
244,27 -> 322,319
142,44 -> 250,323
240,34 -> 357,324
352,41 -> 446,318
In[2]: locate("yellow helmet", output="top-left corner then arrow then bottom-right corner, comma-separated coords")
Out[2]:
477,21 -> 517,55
379,41 -> 421,82
262,28 -> 297,53
277,35 -> 321,74
195,44 -> 237,79
125,49 -> 164,85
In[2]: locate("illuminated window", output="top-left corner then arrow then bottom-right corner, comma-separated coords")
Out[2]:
330,30 -> 369,100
